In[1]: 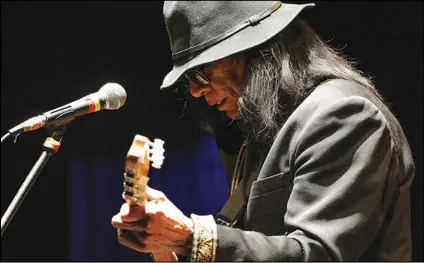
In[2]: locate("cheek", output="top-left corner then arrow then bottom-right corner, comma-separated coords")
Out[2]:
216,79 -> 242,98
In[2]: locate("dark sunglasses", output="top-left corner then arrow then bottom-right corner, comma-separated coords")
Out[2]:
184,67 -> 210,87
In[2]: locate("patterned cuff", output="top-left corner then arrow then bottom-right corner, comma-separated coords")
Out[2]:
189,214 -> 218,262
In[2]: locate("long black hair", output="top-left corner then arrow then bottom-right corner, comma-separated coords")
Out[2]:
238,18 -> 383,145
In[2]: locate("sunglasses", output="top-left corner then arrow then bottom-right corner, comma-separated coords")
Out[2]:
184,67 -> 210,87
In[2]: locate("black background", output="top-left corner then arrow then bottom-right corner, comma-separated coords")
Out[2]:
1,1 -> 422,261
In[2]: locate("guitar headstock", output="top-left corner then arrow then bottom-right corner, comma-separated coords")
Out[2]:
123,134 -> 165,206
121,134 -> 178,261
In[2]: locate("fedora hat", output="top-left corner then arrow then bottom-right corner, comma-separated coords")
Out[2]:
161,1 -> 315,89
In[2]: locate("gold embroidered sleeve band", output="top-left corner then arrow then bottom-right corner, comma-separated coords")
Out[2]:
190,214 -> 218,262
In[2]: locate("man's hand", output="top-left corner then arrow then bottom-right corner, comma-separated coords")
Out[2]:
111,186 -> 194,256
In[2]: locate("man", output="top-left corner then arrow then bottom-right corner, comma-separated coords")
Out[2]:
112,1 -> 415,261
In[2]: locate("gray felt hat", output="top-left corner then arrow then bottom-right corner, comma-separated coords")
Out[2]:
161,1 -> 315,89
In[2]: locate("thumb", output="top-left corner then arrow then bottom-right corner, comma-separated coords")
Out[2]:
120,203 -> 146,222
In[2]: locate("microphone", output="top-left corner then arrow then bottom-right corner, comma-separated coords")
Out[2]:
2,83 -> 127,142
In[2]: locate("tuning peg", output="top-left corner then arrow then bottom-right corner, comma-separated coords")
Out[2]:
150,138 -> 165,168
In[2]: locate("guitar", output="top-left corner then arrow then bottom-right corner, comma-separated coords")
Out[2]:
122,134 -> 178,261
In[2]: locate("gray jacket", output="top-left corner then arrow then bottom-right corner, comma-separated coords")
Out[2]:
216,79 -> 415,261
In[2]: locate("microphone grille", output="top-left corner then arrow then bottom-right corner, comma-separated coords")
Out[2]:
99,83 -> 127,110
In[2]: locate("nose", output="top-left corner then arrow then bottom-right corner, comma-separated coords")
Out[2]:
189,82 -> 211,98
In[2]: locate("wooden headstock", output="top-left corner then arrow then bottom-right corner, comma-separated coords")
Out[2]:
122,134 -> 178,261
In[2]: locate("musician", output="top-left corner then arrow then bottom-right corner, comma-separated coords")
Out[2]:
112,1 -> 415,261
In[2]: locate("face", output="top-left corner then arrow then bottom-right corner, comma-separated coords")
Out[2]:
187,55 -> 245,119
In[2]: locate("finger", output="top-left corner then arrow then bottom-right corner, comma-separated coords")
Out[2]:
112,212 -> 148,226
138,234 -> 190,255
112,215 -> 148,232
136,233 -> 174,251
125,231 -> 191,256
119,230 -> 165,253
120,203 -> 146,222
142,233 -> 174,246
117,229 -> 145,253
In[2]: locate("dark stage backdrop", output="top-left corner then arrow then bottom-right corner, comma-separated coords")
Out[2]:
1,1 -> 422,262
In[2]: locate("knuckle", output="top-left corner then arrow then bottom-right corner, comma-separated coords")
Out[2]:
143,235 -> 150,243
111,220 -> 120,228
156,210 -> 165,217
146,221 -> 152,232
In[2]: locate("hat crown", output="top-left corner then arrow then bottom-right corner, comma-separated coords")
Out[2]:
163,1 -> 278,60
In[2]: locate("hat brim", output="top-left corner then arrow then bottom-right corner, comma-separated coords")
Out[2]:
160,2 -> 315,90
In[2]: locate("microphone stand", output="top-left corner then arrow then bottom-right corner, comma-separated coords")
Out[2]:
1,123 -> 69,236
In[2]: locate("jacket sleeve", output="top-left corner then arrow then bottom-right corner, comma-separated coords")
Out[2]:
206,96 -> 397,261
